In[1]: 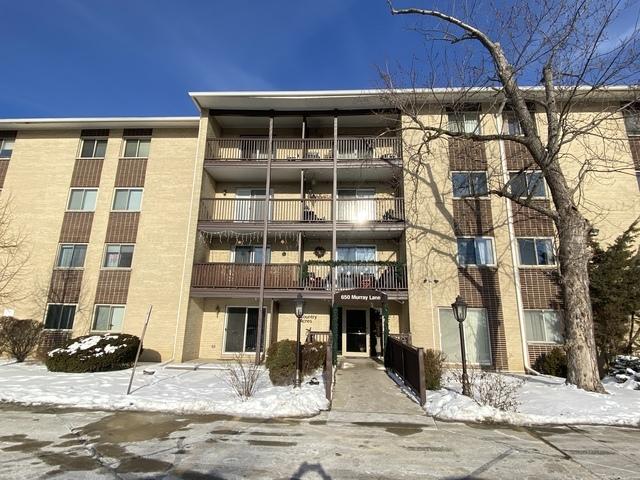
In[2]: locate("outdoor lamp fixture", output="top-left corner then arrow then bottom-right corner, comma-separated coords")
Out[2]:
451,295 -> 471,397
294,293 -> 305,388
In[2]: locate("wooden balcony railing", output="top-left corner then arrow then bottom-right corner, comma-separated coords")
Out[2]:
198,197 -> 405,223
191,262 -> 408,291
205,137 -> 402,161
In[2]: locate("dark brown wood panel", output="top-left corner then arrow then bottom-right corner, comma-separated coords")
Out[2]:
519,269 -> 562,310
512,200 -> 555,236
70,159 -> 103,187
452,199 -> 494,236
59,212 -> 94,243
0,160 -> 10,188
458,267 -> 508,369
95,270 -> 131,304
448,138 -> 487,170
504,140 -> 534,170
115,158 -> 147,187
629,137 -> 640,170
105,212 -> 140,243
48,269 -> 84,303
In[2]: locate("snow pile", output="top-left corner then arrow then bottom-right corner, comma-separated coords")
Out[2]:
609,355 -> 640,389
425,371 -> 640,426
48,334 -> 124,357
0,362 -> 329,418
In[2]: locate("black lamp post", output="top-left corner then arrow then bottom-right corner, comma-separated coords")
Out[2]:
451,295 -> 471,397
294,293 -> 305,388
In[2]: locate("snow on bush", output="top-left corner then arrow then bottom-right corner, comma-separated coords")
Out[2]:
45,333 -> 140,373
450,369 -> 523,412
609,355 -> 640,390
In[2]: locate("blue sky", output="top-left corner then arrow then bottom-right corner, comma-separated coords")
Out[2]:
2,0 -> 638,118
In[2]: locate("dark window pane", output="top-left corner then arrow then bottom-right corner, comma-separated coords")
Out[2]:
119,245 -> 134,267
528,172 -> 546,197
124,140 -> 138,157
70,245 -> 86,267
45,305 -> 75,329
518,239 -> 537,265
536,239 -> 556,265
624,110 -> 640,135
225,307 -> 246,352
470,172 -> 488,196
81,140 -> 95,158
457,238 -> 477,265
509,173 -> 528,197
94,140 -> 107,157
452,173 -> 470,197
93,306 -> 111,331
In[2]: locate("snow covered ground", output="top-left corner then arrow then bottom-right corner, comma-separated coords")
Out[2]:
425,372 -> 640,427
0,362 -> 329,418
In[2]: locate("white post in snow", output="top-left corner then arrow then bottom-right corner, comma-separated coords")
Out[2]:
126,305 -> 153,395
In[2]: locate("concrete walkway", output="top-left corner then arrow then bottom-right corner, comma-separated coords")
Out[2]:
329,357 -> 432,425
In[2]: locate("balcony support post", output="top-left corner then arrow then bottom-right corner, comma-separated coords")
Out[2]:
255,116 -> 274,365
331,114 -> 338,299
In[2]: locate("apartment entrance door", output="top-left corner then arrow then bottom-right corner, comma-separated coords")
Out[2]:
342,309 -> 370,357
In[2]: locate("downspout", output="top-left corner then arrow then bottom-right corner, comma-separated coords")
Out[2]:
255,116 -> 274,364
493,101 -> 530,371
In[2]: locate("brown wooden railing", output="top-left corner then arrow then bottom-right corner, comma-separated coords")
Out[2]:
304,331 -> 333,402
385,336 -> 426,406
205,137 -> 401,161
306,330 -> 332,343
198,197 -> 404,223
191,263 -> 407,291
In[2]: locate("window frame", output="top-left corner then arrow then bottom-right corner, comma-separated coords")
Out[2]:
456,236 -> 496,267
222,306 -> 268,354
66,188 -> 98,212
91,304 -> 126,332
122,137 -> 151,158
0,138 -> 15,158
56,243 -> 88,269
438,307 -> 492,366
44,303 -> 77,330
102,243 -> 135,269
524,309 -> 564,344
624,108 -> 640,136
78,137 -> 108,159
447,111 -> 481,134
111,188 -> 143,212
508,171 -> 547,199
451,171 -> 489,199
517,237 -> 557,267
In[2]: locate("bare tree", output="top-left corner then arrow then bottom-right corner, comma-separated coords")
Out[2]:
384,0 -> 639,392
0,197 -> 28,308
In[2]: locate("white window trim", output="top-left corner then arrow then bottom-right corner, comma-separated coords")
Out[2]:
438,307 -> 493,366
77,137 -> 108,159
0,138 -> 15,158
456,236 -> 496,267
451,171 -> 490,199
44,303 -> 77,331
66,188 -> 98,212
91,304 -> 126,333
508,171 -> 547,199
121,137 -> 152,159
222,306 -> 268,355
231,245 -> 271,264
111,188 -> 144,212
335,244 -> 378,262
55,243 -> 88,269
517,237 -> 557,268
524,309 -> 564,344
447,111 -> 482,134
102,243 -> 135,270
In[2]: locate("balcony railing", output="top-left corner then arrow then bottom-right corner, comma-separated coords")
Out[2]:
191,262 -> 407,291
198,197 -> 405,223
205,137 -> 402,161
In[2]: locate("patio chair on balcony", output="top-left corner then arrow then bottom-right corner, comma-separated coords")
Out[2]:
303,204 -> 325,222
382,208 -> 402,222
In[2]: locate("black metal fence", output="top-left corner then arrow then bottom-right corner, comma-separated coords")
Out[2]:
384,336 -> 426,405
304,331 -> 333,403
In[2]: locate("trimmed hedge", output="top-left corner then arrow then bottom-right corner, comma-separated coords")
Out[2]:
45,333 -> 141,373
265,340 -> 327,386
0,316 -> 43,362
533,347 -> 568,378
302,341 -> 326,375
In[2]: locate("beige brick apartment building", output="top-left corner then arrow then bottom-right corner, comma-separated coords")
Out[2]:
0,89 -> 638,370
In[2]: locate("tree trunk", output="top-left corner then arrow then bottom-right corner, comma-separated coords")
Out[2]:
557,209 -> 606,393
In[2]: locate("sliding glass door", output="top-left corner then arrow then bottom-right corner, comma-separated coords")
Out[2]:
235,188 -> 272,221
337,189 -> 375,222
224,307 -> 267,353
336,246 -> 376,289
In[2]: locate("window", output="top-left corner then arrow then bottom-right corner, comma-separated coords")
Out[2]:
92,305 -> 125,331
518,238 -> 556,266
235,188 -> 272,221
123,138 -> 151,158
0,138 -> 15,158
224,307 -> 266,353
439,307 -> 491,365
448,112 -> 480,134
509,171 -> 546,198
44,304 -> 76,330
56,244 -> 87,268
457,237 -> 495,266
103,244 -> 134,268
234,245 -> 270,264
337,188 -> 376,222
624,108 -> 640,136
112,188 -> 143,211
452,172 -> 488,198
525,310 -> 563,343
503,111 -> 524,136
67,188 -> 97,211
79,138 -> 107,158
